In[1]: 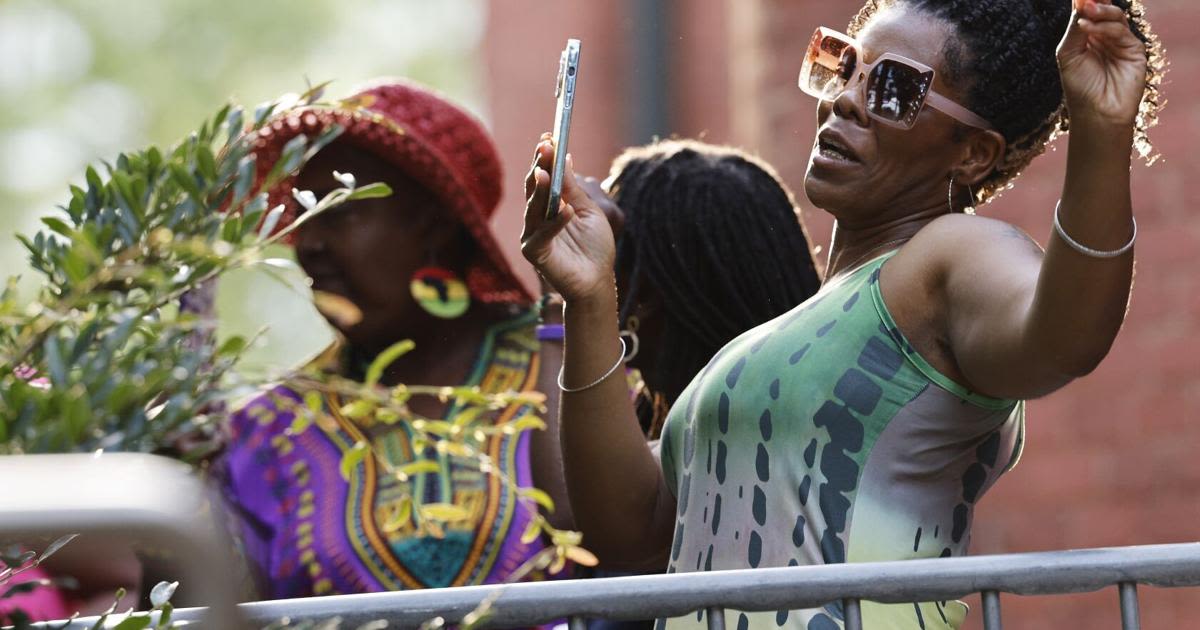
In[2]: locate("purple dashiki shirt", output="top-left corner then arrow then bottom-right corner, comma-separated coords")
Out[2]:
219,312 -> 556,599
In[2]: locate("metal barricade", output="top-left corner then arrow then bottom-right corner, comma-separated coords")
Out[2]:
41,541 -> 1200,629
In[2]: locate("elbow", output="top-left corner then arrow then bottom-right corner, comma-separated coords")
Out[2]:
1052,344 -> 1115,379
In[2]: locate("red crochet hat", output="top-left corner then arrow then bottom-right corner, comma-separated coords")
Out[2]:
249,79 -> 531,305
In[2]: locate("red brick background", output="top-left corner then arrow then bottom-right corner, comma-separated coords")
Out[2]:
484,1 -> 1200,626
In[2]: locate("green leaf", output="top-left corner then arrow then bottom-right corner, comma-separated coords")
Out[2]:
299,79 -> 333,105
253,100 -> 278,127
37,534 -> 78,564
364,339 -> 415,387
304,123 -> 344,162
85,165 -> 104,193
111,170 -> 144,219
217,335 -> 248,357
339,399 -> 375,420
288,413 -> 312,435
520,517 -> 543,545
225,107 -> 245,144
397,460 -> 440,476
520,487 -> 555,512
66,390 -> 91,441
232,155 -> 256,206
148,580 -> 178,607
564,545 -> 599,567
168,162 -> 202,200
502,414 -> 547,434
44,336 -> 67,386
156,602 -> 173,629
70,319 -> 101,364
113,615 -> 152,630
196,145 -> 218,182
420,503 -> 472,522
339,441 -> 369,480
343,181 -> 393,201
209,103 -> 232,139
304,390 -> 324,413
40,217 -> 73,238
257,204 -> 286,241
344,182 -> 393,201
265,135 -> 308,185
60,245 -> 89,285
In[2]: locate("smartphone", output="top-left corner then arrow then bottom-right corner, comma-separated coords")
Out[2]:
546,39 -> 581,220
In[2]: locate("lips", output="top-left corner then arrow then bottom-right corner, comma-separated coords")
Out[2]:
815,129 -> 862,164
303,264 -> 353,299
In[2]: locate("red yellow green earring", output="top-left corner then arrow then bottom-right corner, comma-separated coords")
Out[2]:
410,267 -> 471,319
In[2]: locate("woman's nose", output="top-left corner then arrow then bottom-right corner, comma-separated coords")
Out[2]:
832,71 -> 871,127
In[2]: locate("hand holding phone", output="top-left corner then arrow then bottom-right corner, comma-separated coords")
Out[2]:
546,39 -> 581,219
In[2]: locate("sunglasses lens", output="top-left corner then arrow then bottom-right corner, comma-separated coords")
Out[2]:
801,32 -> 855,100
866,59 -> 933,127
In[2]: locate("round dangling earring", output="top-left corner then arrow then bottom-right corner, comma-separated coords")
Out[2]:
621,315 -> 641,363
410,266 -> 471,319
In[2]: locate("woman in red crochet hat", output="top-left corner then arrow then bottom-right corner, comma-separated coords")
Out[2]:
219,79 -> 570,599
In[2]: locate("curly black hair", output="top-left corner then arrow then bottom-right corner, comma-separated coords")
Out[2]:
607,140 -> 821,419
848,0 -> 1165,204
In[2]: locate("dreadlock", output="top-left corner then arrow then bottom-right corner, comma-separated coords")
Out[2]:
607,140 -> 821,422
849,0 -> 1165,204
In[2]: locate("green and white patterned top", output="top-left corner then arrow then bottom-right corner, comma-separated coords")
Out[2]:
659,252 -> 1025,630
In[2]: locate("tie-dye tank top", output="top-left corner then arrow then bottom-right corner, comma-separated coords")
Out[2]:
659,252 -> 1024,630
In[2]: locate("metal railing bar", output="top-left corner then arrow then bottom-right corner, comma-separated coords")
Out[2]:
705,607 -> 725,630
981,590 -> 1002,630
843,598 -> 863,630
1119,582 -> 1140,630
35,543 -> 1200,629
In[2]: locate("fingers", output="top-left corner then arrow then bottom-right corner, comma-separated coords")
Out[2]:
520,166 -> 575,264
523,135 -> 558,204
1077,15 -> 1144,59
560,154 -> 601,214
1060,5 -> 1095,55
1077,17 -> 1134,41
1080,0 -> 1125,22
524,164 -> 552,234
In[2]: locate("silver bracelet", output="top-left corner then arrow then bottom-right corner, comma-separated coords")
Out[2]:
1053,201 -> 1136,258
558,337 -> 627,393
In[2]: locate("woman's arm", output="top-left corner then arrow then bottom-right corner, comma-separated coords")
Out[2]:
941,0 -> 1147,399
520,141 -> 676,564
529,296 -> 576,532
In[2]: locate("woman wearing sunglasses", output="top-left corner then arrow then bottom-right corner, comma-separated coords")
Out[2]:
521,0 -> 1163,627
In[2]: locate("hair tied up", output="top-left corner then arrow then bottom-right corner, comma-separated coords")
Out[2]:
1029,0 -> 1072,41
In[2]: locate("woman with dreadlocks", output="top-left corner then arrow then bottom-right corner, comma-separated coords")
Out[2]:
595,140 -> 820,441
522,0 -> 1164,626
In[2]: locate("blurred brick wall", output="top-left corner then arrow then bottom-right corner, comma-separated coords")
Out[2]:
486,0 -> 1200,626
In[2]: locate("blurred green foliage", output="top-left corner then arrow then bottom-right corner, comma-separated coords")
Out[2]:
0,0 -> 487,374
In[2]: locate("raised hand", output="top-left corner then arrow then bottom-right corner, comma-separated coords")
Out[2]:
520,135 -> 618,304
1057,0 -> 1148,128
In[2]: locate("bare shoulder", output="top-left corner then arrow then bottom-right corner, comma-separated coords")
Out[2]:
882,214 -> 1044,311
917,213 -> 1041,253
897,214 -> 1043,277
